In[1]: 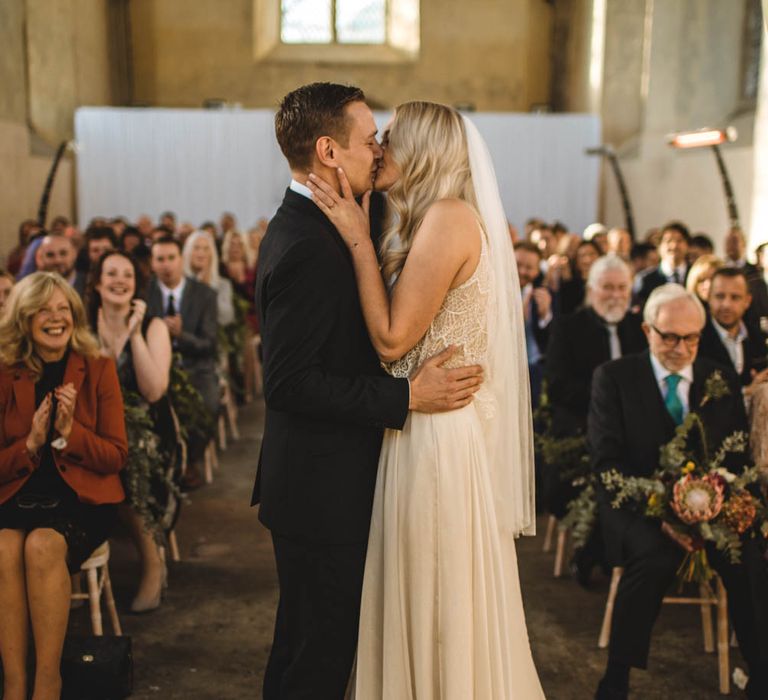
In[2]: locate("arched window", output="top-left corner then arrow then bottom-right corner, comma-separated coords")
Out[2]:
254,0 -> 419,63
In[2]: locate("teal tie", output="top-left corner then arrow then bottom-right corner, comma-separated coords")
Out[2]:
664,374 -> 684,425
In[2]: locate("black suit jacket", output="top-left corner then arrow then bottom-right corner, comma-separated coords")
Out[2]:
525,288 -> 551,361
698,316 -> 768,386
146,276 -> 218,375
636,265 -> 689,307
588,351 -> 747,561
545,307 -> 646,436
253,189 -> 409,545
747,276 -> 768,328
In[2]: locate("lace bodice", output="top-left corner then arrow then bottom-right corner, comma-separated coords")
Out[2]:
385,236 -> 494,414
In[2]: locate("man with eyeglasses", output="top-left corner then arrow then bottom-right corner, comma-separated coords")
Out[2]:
589,284 -> 768,700
698,267 -> 768,399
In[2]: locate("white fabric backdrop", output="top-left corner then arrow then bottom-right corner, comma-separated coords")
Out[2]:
75,107 -> 600,233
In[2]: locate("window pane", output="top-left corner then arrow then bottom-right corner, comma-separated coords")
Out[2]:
336,0 -> 386,44
281,0 -> 332,44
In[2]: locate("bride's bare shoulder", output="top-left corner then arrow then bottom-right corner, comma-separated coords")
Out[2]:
418,198 -> 481,247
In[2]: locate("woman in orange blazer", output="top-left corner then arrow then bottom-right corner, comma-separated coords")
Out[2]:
0,271 -> 127,700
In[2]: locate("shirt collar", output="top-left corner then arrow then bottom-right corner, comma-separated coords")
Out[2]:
659,260 -> 686,278
290,178 -> 313,200
649,351 -> 694,385
158,276 -> 186,299
712,317 -> 747,344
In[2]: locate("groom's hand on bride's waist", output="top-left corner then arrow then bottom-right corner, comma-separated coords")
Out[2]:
408,346 -> 484,413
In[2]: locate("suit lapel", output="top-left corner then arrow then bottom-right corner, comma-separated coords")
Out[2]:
180,277 -> 194,324
11,368 -> 35,424
63,351 -> 87,396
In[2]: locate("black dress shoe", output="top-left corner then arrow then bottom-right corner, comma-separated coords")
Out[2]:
571,549 -> 595,589
595,678 -> 628,700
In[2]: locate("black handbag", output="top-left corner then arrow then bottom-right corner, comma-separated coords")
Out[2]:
61,635 -> 133,699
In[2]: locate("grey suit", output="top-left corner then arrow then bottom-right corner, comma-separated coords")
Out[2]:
147,275 -> 219,416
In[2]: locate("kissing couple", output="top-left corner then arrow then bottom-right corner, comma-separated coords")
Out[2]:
253,82 -> 544,699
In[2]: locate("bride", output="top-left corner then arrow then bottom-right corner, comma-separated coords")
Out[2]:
307,102 -> 544,699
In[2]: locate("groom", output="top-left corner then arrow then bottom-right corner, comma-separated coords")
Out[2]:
254,82 -> 484,699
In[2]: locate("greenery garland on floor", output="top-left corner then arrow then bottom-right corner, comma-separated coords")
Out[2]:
122,390 -> 178,535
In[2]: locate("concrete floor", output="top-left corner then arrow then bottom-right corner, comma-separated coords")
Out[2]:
68,399 -> 746,700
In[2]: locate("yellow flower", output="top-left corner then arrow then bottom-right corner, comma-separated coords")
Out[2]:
682,461 -> 696,475
648,493 -> 659,507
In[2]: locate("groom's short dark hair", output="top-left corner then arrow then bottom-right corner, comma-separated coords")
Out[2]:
276,82 -> 366,170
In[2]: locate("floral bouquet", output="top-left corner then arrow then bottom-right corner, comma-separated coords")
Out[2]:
601,371 -> 768,584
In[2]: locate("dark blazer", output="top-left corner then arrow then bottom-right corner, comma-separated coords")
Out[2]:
545,307 -> 646,436
146,276 -> 218,373
525,287 -> 551,361
588,351 -> 747,561
636,265 -> 689,307
0,352 -> 128,506
747,275 -> 768,328
253,189 -> 409,545
698,316 -> 768,386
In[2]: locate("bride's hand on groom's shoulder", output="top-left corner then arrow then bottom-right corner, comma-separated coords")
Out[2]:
307,169 -> 371,250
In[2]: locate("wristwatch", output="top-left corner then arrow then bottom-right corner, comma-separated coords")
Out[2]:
51,436 -> 68,451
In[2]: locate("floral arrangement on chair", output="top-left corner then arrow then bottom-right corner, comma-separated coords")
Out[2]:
600,371 -> 768,584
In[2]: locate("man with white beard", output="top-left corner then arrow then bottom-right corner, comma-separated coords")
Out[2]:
544,254 -> 647,585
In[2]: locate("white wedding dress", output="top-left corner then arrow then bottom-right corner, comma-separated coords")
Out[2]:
353,235 -> 545,699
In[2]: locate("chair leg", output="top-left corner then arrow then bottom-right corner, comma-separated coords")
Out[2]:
218,413 -> 227,450
553,528 -> 568,577
168,529 -> 181,562
226,389 -> 239,440
86,567 -> 103,636
102,566 -> 122,636
599,567 -> 623,649
204,445 -> 213,483
210,440 -> 219,471
716,577 -> 730,694
699,582 -> 715,653
543,514 -> 556,553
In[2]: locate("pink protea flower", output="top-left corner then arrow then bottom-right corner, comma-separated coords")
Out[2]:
671,474 -> 725,524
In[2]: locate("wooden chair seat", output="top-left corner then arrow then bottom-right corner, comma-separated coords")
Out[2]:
598,566 -> 730,694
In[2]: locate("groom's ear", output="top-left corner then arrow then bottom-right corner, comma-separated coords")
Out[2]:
315,136 -> 338,168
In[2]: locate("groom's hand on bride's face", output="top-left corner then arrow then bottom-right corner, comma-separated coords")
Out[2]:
409,346 -> 484,413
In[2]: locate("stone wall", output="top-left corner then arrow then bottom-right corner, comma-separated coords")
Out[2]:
129,0 -> 553,112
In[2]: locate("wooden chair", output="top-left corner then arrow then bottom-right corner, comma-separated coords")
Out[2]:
598,566 -> 730,694
204,439 -> 219,484
71,542 -> 122,636
542,514 -> 570,577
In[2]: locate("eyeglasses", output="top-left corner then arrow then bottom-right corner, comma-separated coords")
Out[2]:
651,325 -> 701,348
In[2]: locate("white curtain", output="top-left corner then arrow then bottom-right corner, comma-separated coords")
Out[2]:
75,107 -> 600,233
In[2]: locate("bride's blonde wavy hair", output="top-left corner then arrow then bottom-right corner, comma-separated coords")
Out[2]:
380,102 -> 479,281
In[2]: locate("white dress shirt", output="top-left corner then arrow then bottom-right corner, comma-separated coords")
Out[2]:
290,178 -> 313,200
659,261 -> 687,285
650,353 -> 694,418
158,277 -> 187,316
712,318 -> 747,375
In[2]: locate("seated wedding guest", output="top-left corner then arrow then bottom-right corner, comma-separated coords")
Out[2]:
86,251 -> 172,613
750,242 -> 768,325
220,212 -> 237,238
685,253 -> 722,305
151,225 -> 174,243
583,223 -> 609,253
177,222 -> 195,245
222,229 -> 258,331
7,220 -> 41,277
629,242 -> 659,277
119,226 -> 143,253
84,226 -> 118,267
0,272 -> 127,700
698,267 -> 768,396
136,214 -> 154,240
159,211 -> 177,234
524,216 -> 545,239
529,223 -> 556,263
589,284 -> 768,699
723,227 -> 760,279
688,233 -> 714,266
556,239 -> 602,315
109,217 -> 128,239
37,234 -> 86,296
515,241 -> 552,407
183,230 -> 235,326
545,255 -> 646,583
49,215 -> 69,234
635,221 -> 691,306
0,270 -> 15,314
148,236 -> 218,489
606,228 -> 632,260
